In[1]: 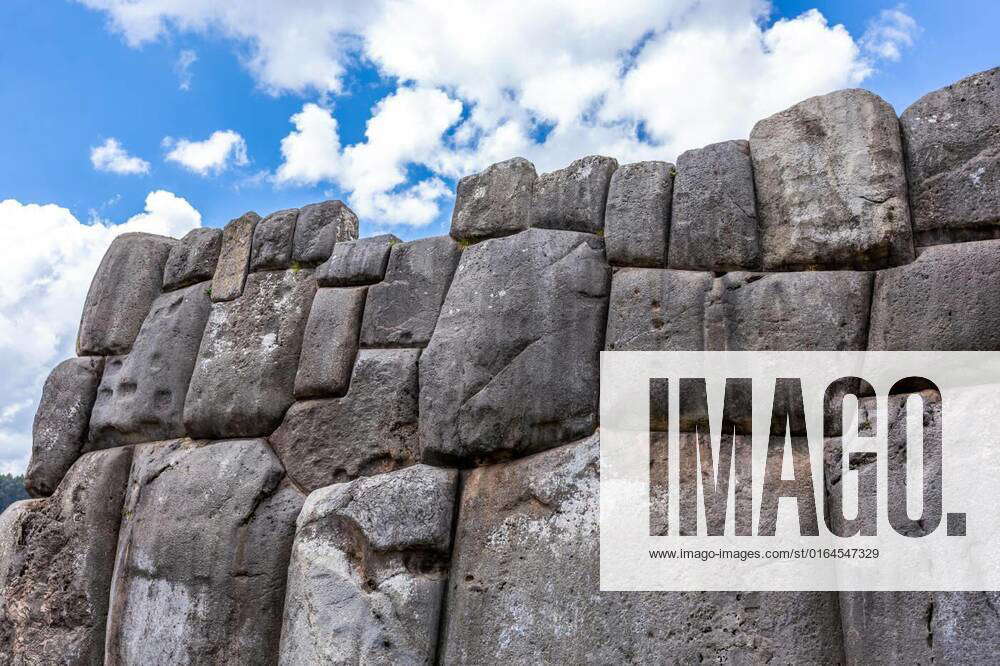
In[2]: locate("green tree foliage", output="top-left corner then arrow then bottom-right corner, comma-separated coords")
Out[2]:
0,473 -> 29,513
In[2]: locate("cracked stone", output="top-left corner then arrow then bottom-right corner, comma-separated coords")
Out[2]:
530,155 -> 618,233
211,211 -> 260,302
450,157 -> 537,242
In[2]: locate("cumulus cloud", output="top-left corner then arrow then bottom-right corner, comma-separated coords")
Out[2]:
0,191 -> 200,473
164,129 -> 249,175
861,5 -> 920,62
90,137 -> 150,175
175,48 -> 197,90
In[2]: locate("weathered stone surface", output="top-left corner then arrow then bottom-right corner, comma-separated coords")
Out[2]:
26,356 -> 104,497
605,268 -> 712,353
440,434 -> 843,664
869,240 -> 1000,350
901,67 -> 1000,245
162,227 -> 223,291
450,157 -> 536,242
530,155 -> 618,233
750,88 -> 914,270
669,140 -> 760,270
88,282 -> 212,449
294,287 -> 366,398
359,235 -> 461,347
420,228 -> 609,464
0,500 -> 41,596
279,465 -> 456,665
0,448 -> 132,666
77,232 -> 176,355
315,234 -> 400,287
604,161 -> 672,267
211,211 -> 260,302
184,270 -> 316,438
272,349 -> 419,493
105,439 -> 302,665
292,200 -> 360,266
250,208 -> 299,271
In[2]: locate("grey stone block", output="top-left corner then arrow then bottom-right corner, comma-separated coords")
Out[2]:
77,232 -> 176,355
26,357 -> 104,497
901,67 -> 1000,245
750,88 -> 914,270
211,211 -> 260,302
450,157 -> 536,242
162,227 -> 222,291
530,155 -> 618,233
292,199 -> 359,266
315,234 -> 400,287
605,161 -> 672,267
419,228 -> 609,464
88,282 -> 212,448
271,348 -> 420,493
294,287 -> 366,399
605,268 -> 712,353
359,235 -> 461,347
250,208 -> 298,271
184,270 -> 316,438
279,465 -> 457,665
669,140 -> 760,270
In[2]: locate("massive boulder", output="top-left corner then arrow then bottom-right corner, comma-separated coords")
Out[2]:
250,208 -> 299,271
750,89 -> 913,270
530,155 -> 618,233
294,287 -> 366,399
450,157 -> 536,242
604,161 -> 672,267
291,200 -> 359,266
315,234 -> 399,287
162,227 -> 223,291
211,211 -> 260,302
279,465 -> 456,665
605,268 -> 712,353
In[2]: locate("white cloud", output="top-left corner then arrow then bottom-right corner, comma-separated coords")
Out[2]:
175,48 -> 197,90
0,191 -> 200,474
164,129 -> 249,175
861,5 -> 920,62
90,137 -> 150,175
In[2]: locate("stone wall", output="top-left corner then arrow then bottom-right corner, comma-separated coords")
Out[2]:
2,67 -> 999,664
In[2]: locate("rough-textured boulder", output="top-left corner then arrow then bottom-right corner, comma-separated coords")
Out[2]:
869,240 -> 1000,350
162,227 -> 223,291
77,232 -> 176,355
25,356 -> 104,497
420,228 -> 609,464
450,157 -> 536,242
271,349 -> 419,493
605,268 -> 712,353
530,155 -> 618,233
279,465 -> 456,665
359,236 -> 461,347
0,448 -> 132,666
250,208 -> 299,271
292,200 -> 359,266
315,234 -> 399,286
669,140 -> 760,270
294,287 -> 366,399
901,67 -> 1000,245
184,269 -> 316,438
604,161 -> 672,267
750,88 -> 913,270
88,282 -> 212,448
440,434 -> 843,664
211,211 -> 260,302
104,439 -> 303,666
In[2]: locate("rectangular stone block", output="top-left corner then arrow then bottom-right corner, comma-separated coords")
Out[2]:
450,157 -> 536,242
250,208 -> 298,271
211,211 -> 260,302
294,287 -> 366,399
530,155 -> 618,233
162,227 -> 222,291
315,233 -> 399,287
604,161 -> 672,267
292,199 -> 359,266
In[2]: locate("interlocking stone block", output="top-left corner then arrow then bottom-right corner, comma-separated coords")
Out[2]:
420,228 -> 609,464
162,227 -> 223,291
450,157 -> 536,242
604,161 -> 673,267
279,465 -> 457,665
530,155 -> 618,233
77,232 -> 176,355
211,211 -> 260,302
901,67 -> 1000,245
750,88 -> 913,270
315,233 -> 400,287
250,208 -> 299,271
292,199 -> 359,266
294,286 -> 366,399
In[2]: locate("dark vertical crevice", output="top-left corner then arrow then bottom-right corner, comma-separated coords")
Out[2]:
431,469 -> 465,666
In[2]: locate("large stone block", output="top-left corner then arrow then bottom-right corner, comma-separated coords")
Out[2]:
750,88 -> 913,270
901,67 -> 1000,245
359,235 -> 461,347
450,157 -> 536,242
26,356 -> 104,497
162,227 -> 223,291
279,465 -> 457,665
440,434 -> 843,664
250,208 -> 299,271
604,161 -> 672,267
88,282 -> 212,448
530,155 -> 618,233
669,140 -> 760,270
292,199 -> 359,266
271,348 -> 420,493
77,232 -> 176,355
605,268 -> 712,353
184,270 -> 316,438
294,287 -> 366,399
0,448 -> 132,666
104,439 -> 302,665
315,233 -> 400,287
211,211 -> 260,302
420,228 -> 609,464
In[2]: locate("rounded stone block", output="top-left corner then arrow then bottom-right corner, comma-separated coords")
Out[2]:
315,233 -> 400,287
211,211 -> 260,302
604,161 -> 672,267
530,154 -> 618,233
294,286 -> 366,399
250,208 -> 299,271
292,199 -> 359,266
162,227 -> 223,291
450,157 -> 536,242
